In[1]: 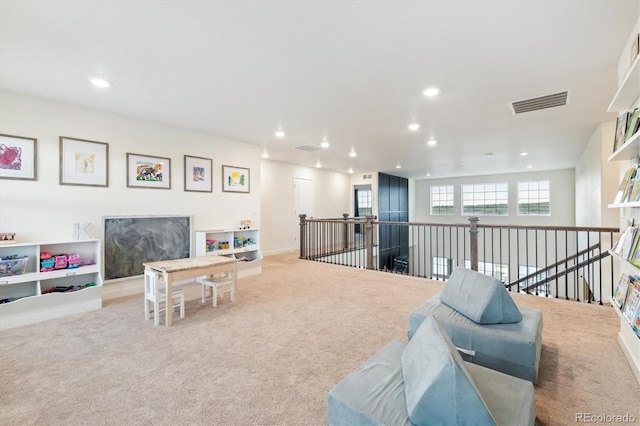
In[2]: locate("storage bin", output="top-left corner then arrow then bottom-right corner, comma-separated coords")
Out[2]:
0,256 -> 28,277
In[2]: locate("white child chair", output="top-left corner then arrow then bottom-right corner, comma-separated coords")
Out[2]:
199,271 -> 235,307
144,269 -> 185,326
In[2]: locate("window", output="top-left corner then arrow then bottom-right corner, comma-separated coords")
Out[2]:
432,256 -> 453,279
430,185 -> 454,215
356,189 -> 372,216
518,181 -> 550,215
461,183 -> 508,215
464,260 -> 509,283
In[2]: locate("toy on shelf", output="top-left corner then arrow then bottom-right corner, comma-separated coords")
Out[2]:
53,254 -> 68,270
206,240 -> 217,252
40,252 -> 54,272
67,253 -> 80,269
0,232 -> 16,244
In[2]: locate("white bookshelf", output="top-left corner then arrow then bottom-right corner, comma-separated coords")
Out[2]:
194,229 -> 262,277
0,239 -> 102,330
607,17 -> 640,384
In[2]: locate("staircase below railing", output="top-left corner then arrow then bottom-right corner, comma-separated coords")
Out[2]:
299,215 -> 619,304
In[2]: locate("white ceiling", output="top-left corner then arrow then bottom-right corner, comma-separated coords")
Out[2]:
1,1 -> 638,179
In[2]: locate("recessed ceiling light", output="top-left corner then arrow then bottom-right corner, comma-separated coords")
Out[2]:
261,152 -> 269,159
89,77 -> 111,88
427,139 -> 437,147
275,130 -> 285,138
423,87 -> 440,97
526,164 -> 533,169
349,150 -> 357,158
520,150 -> 528,156
320,141 -> 330,148
426,172 -> 431,177
396,164 -> 402,169
408,122 -> 421,132
315,160 -> 322,168
348,167 -> 354,174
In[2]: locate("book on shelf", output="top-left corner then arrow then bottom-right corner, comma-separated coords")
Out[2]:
632,302 -> 640,338
614,111 -> 630,152
629,177 -> 640,203
612,167 -> 637,204
613,226 -> 639,259
612,227 -> 628,255
630,236 -> 640,268
625,108 -> 640,142
622,281 -> 640,324
613,273 -> 631,309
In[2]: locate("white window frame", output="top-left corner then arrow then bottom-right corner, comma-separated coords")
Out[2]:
432,256 -> 454,279
464,260 -> 509,283
430,185 -> 454,215
517,181 -> 550,216
461,183 -> 508,216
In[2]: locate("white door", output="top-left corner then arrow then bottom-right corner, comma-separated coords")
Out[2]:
293,177 -> 314,245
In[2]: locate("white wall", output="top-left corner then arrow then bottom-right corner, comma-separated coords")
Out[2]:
260,160 -> 351,255
0,91 -> 261,250
412,169 -> 576,227
575,120 -> 619,227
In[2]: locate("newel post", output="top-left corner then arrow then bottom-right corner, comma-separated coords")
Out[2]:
343,213 -> 349,251
468,216 -> 479,271
365,214 -> 375,270
299,214 -> 307,259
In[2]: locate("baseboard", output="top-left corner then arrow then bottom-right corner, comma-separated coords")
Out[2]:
262,248 -> 297,257
102,277 -> 143,300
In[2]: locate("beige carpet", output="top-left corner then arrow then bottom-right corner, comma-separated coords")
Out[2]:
0,252 -> 638,426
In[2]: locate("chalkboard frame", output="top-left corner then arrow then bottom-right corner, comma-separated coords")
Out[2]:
102,215 -> 192,281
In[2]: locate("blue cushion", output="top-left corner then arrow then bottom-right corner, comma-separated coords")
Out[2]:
327,341 -> 411,426
408,295 -> 543,383
401,316 -> 497,426
440,267 -> 522,324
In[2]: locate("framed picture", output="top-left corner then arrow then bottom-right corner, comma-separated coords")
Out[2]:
127,153 -> 171,189
222,165 -> 250,193
0,134 -> 37,180
184,155 -> 212,192
59,136 -> 109,187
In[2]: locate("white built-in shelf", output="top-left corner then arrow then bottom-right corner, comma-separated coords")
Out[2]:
609,297 -> 640,384
608,131 -> 640,162
608,249 -> 640,273
608,200 -> 640,208
0,239 -> 102,330
608,56 -> 640,112
194,229 -> 262,277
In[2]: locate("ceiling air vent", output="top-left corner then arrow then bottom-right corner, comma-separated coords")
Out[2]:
510,91 -> 569,115
295,144 -> 323,152
363,174 -> 372,179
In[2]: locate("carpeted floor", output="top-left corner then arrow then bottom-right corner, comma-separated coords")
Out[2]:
0,252 -> 638,425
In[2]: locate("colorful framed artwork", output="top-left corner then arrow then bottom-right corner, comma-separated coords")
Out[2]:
0,134 -> 37,180
59,136 -> 109,187
184,155 -> 212,192
222,165 -> 250,193
126,153 -> 171,189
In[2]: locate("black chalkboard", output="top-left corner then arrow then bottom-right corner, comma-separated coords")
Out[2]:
103,216 -> 191,280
